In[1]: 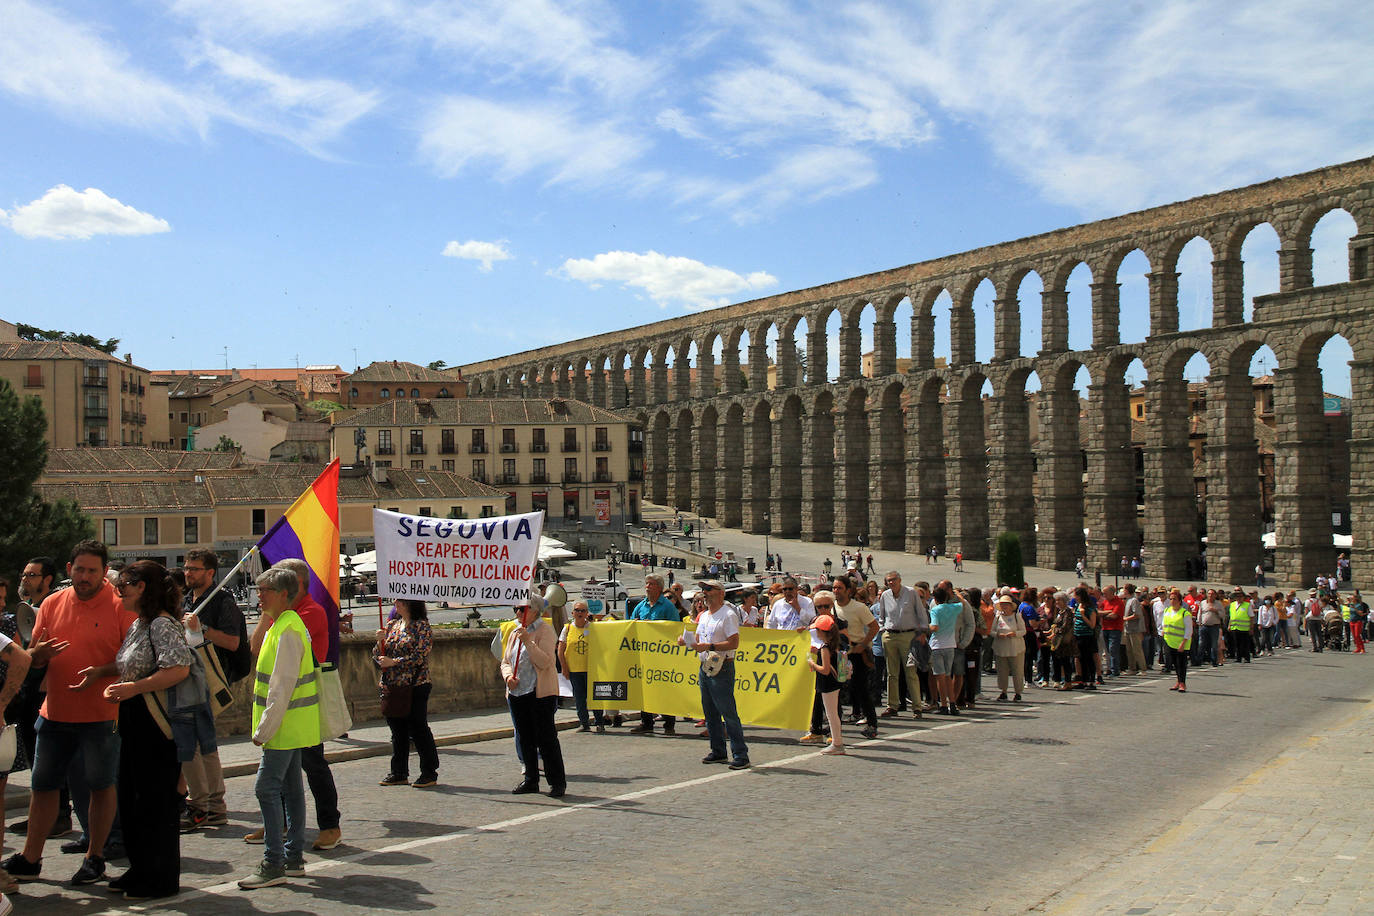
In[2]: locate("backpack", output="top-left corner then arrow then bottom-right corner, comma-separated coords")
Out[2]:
1050,617 -> 1076,657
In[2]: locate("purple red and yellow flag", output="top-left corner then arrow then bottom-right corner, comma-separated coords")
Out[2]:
256,459 -> 341,665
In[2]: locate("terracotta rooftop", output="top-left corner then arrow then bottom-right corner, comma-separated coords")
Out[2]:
0,341 -> 142,366
346,360 -> 457,384
44,447 -> 243,475
334,397 -> 628,427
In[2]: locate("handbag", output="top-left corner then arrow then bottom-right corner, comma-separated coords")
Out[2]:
140,616 -> 208,741
380,682 -> 413,718
193,640 -> 235,718
318,665 -> 352,740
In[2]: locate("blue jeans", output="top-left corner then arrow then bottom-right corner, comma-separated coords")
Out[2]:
568,672 -> 604,728
254,748 -> 306,867
1199,624 -> 1221,665
1103,630 -> 1122,676
699,660 -> 748,765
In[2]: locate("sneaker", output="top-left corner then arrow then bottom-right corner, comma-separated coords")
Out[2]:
71,855 -> 106,886
576,725 -> 591,733
284,859 -> 307,877
60,837 -> 88,854
312,828 -> 342,851
662,724 -> 676,735
611,715 -> 624,727
0,868 -> 17,894
629,723 -> 654,734
595,725 -> 606,733
1,853 -> 39,881
238,861 -> 288,890
701,753 -> 727,764
860,726 -> 878,739
798,732 -> 826,744
821,745 -> 846,756
412,776 -> 438,789
203,812 -> 229,827
49,815 -> 73,838
180,809 -> 208,833
243,828 -> 265,844
379,774 -> 410,786
727,759 -> 751,770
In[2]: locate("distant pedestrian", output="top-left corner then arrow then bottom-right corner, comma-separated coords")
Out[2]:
502,597 -> 567,798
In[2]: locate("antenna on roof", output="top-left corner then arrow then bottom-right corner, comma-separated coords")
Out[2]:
222,347 -> 229,371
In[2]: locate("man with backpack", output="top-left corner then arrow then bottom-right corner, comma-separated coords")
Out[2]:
180,549 -> 250,832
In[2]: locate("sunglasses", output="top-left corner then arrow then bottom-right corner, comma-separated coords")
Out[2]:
814,603 -> 833,609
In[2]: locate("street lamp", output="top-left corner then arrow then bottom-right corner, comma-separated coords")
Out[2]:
763,511 -> 771,572
605,545 -> 621,615
342,555 -> 354,611
1112,537 -> 1120,589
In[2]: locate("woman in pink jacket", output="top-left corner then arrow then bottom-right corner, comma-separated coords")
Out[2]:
501,596 -> 567,797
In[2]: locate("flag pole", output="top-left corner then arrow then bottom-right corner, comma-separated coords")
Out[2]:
187,545 -> 260,618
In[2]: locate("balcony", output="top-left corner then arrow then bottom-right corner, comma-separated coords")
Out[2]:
470,473 -> 488,483
136,384 -> 145,396
87,434 -> 108,447
408,445 -> 427,455
500,442 -> 519,453
439,444 -> 456,454
120,381 -> 129,393
593,472 -> 613,483
376,445 -> 395,456
497,473 -> 520,485
530,442 -> 549,453
561,472 -> 581,484
561,441 -> 580,453
530,474 -> 549,485
593,441 -> 612,452
469,443 -> 488,454
84,406 -> 109,420
630,470 -> 644,482
83,374 -> 108,388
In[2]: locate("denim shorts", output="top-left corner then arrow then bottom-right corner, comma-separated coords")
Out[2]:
929,648 -> 958,676
31,717 -> 121,792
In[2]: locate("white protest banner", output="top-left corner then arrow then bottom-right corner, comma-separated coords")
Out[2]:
373,508 -> 544,605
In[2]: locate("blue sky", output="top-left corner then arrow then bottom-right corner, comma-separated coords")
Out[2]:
1,1 -> 1370,394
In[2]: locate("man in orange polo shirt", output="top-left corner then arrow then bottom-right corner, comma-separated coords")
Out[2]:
4,540 -> 136,886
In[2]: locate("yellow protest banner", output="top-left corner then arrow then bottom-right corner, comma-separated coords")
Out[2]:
585,621 -> 813,731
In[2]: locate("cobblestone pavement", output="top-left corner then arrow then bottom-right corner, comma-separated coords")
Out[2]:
7,643 -> 1371,914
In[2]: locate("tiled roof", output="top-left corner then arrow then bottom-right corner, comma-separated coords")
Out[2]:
284,421 -> 331,440
44,447 -> 242,475
37,480 -> 214,511
0,341 -> 140,365
334,397 -> 628,427
208,466 -> 505,502
346,361 -> 456,383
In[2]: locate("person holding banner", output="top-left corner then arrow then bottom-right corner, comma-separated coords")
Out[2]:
503,598 -> 567,797
677,581 -> 750,770
629,575 -> 680,735
375,600 -> 439,788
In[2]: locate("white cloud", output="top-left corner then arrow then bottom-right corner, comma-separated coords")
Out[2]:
557,251 -> 776,311
677,147 -> 879,224
1,186 -> 171,240
442,239 -> 513,272
418,96 -> 650,186
0,0 -> 209,136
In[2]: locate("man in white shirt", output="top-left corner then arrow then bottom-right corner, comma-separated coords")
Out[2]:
678,581 -> 749,769
875,572 -> 925,720
765,578 -> 814,631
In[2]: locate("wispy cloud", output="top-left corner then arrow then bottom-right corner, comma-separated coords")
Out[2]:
418,96 -> 650,186
442,239 -> 512,272
557,250 -> 776,311
1,185 -> 171,240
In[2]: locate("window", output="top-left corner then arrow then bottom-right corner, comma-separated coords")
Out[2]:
103,518 -> 118,544
532,458 -> 546,483
564,457 -> 578,481
501,428 -> 516,452
471,429 -> 486,453
25,365 -> 42,387
381,388 -> 390,398
480,504 -> 496,518
437,387 -> 449,397
376,460 -> 392,468
409,429 -> 425,454
531,427 -> 547,452
411,460 -> 423,469
184,516 -> 198,544
449,505 -> 466,519
594,426 -> 609,450
144,518 -> 159,545
350,387 -> 359,399
419,506 -> 432,517
441,428 -> 455,454
472,459 -> 486,481
505,491 -> 517,513
595,456 -> 610,481
1135,403 -> 1144,419
377,429 -> 393,455
180,412 -> 189,423
395,389 -> 405,398
252,509 -> 266,536
563,427 -> 578,451
531,492 -> 548,514
411,388 -> 420,398
442,459 -> 454,472
503,458 -> 516,477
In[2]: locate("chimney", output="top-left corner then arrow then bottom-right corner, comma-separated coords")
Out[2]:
372,463 -> 389,485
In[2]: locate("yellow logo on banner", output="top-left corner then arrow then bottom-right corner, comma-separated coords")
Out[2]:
585,621 -> 813,731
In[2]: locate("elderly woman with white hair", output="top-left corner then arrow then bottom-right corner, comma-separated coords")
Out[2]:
502,594 -> 566,797
991,594 -> 1027,701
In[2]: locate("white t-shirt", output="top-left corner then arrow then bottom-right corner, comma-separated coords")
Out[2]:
696,603 -> 741,659
765,596 -> 815,630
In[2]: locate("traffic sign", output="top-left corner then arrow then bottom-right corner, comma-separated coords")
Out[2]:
715,551 -> 723,559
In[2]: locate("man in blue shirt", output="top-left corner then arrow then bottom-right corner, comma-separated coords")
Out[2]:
630,574 -> 681,734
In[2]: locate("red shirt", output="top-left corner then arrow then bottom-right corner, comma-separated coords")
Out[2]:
293,594 -> 328,665
32,582 -> 137,723
1099,596 -> 1125,631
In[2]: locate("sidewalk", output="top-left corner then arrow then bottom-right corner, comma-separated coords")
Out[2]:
4,705 -> 588,812
1038,695 -> 1374,914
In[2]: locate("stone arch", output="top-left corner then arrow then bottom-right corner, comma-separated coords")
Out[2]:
807,302 -> 839,384
777,394 -> 805,537
696,403 -> 719,518
648,409 -> 671,505
912,285 -> 950,371
1042,257 -> 1089,353
873,380 -> 906,548
720,401 -> 746,528
987,362 -> 1037,562
696,331 -> 721,399
1031,355 -> 1090,570
944,369 -> 989,560
805,389 -> 836,542
671,408 -> 694,510
836,385 -> 870,544
747,399 -> 775,534
910,373 -> 948,555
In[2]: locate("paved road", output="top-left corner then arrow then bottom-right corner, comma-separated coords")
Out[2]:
10,644 -> 1372,914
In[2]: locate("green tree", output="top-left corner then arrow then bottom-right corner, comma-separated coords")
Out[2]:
213,435 -> 240,452
16,323 -> 119,354
0,380 -> 96,579
427,360 -> 448,370
995,532 -> 1024,588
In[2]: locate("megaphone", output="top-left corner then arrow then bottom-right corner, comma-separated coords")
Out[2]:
544,582 -> 568,609
15,602 -> 36,645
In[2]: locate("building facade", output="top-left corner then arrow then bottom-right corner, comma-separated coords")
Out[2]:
331,397 -> 641,531
343,360 -> 467,408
